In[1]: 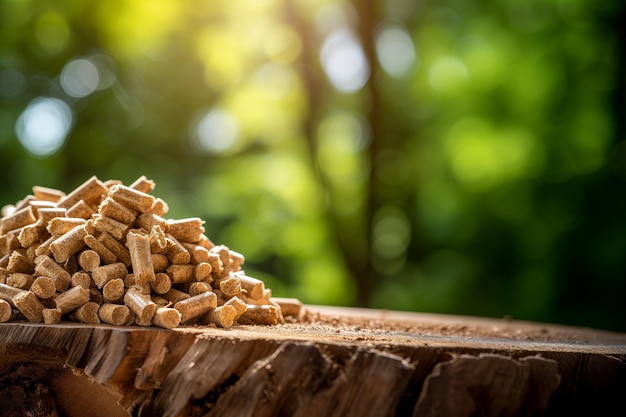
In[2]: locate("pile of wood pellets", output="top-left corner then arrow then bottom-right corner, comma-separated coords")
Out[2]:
0,175 -> 301,329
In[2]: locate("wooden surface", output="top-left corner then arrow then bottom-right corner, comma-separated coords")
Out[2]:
1,305 -> 625,417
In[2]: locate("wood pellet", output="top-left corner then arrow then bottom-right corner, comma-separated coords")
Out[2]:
0,175 -> 297,329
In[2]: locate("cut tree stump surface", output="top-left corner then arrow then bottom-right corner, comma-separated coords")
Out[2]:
1,305 -> 625,417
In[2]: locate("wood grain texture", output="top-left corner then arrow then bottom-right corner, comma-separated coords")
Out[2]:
0,306 -> 625,417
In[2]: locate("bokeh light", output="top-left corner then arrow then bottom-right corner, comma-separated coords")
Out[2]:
15,97 -> 72,157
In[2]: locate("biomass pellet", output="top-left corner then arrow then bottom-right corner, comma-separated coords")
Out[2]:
46,217 -> 86,237
97,232 -> 132,267
6,273 -> 34,290
124,287 -> 157,325
0,205 -> 36,234
0,282 -> 23,304
7,251 -> 33,274
66,199 -> 97,219
174,291 -> 217,324
54,285 -> 90,314
92,262 -> 127,289
150,272 -> 171,295
13,291 -> 45,322
219,276 -> 242,299
135,213 -> 169,234
49,224 -> 88,263
224,296 -> 247,321
99,303 -> 131,326
270,297 -> 303,318
148,197 -> 169,217
161,288 -> 190,304
165,235 -> 190,265
238,274 -> 265,300
83,234 -> 117,265
152,307 -> 181,329
69,301 -> 100,324
202,305 -> 236,328
98,196 -> 137,225
32,185 -> 65,202
194,262 -> 212,283
149,225 -> 169,254
108,184 -> 155,213
187,281 -> 211,296
238,304 -> 282,325
55,175 -> 107,209
166,264 -> 195,285
126,229 -> 155,285
0,299 -> 12,322
31,276 -> 57,299
78,249 -> 101,272
167,218 -> 205,243
102,278 -> 125,303
92,214 -> 129,240
42,307 -> 62,324
34,255 -> 71,292
71,271 -> 92,289
151,253 -> 169,273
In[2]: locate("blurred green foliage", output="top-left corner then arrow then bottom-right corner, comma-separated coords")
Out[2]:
1,0 -> 625,331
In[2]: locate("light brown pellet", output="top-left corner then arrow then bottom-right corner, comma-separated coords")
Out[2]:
202,305 -> 236,328
0,205 -> 36,234
36,207 -> 67,226
78,249 -> 101,272
71,271 -> 92,289
49,224 -> 88,263
46,217 -> 86,237
69,301 -> 100,324
161,288 -> 190,305
174,291 -> 217,324
89,288 -> 103,305
97,232 -> 132,267
151,253 -> 169,273
99,303 -> 131,326
152,307 -> 181,329
224,296 -> 247,321
126,229 -> 155,285
7,272 -> 35,290
135,213 -> 169,234
103,278 -> 125,303
129,175 -> 155,193
194,262 -> 212,283
219,276 -> 242,299
0,299 -> 12,322
13,291 -> 45,322
32,185 -> 65,202
165,235 -> 190,264
147,198 -> 169,217
238,304 -> 283,325
66,199 -> 97,219
42,307 -> 62,324
55,175 -> 107,209
34,255 -> 71,292
84,234 -> 117,265
228,249 -> 245,271
108,184 -> 155,213
0,282 -> 24,304
17,224 -> 46,248
187,281 -> 211,296
98,196 -> 137,225
92,262 -> 127,289
124,287 -> 157,325
181,242 -> 210,264
149,225 -> 169,254
7,251 -> 33,274
31,276 -> 57,299
167,218 -> 205,243
237,274 -> 265,300
92,214 -> 129,240
270,297 -> 303,318
150,272 -> 171,295
166,264 -> 195,285
54,285 -> 90,314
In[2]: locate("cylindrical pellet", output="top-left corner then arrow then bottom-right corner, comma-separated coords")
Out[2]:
165,235 -> 190,265
42,307 -> 62,324
98,196 -> 137,225
13,291 -> 45,322
0,282 -> 24,304
92,262 -> 127,289
126,230 -> 155,285
99,303 -> 131,326
150,272 -> 171,295
55,175 -> 107,209
161,288 -> 190,304
92,215 -> 129,240
69,301 -> 100,324
238,304 -> 282,325
66,199 -> 97,219
166,218 -> 205,243
7,250 -> 34,274
188,281 -> 211,297
97,232 -> 132,267
271,297 -> 303,318
108,184 -> 155,213
31,276 -> 56,299
71,271 -> 92,289
238,274 -> 265,300
0,299 -> 12,322
152,307 -> 181,329
124,287 -> 157,325
151,253 -> 169,273
203,305 -> 236,328
6,273 -> 35,290
49,224 -> 88,263
83,234 -> 117,265
34,255 -> 71,291
194,262 -> 212,283
166,264 -> 195,284
54,285 -> 90,314
78,249 -> 100,272
174,291 -> 217,324
219,276 -> 242,298
128,175 -> 155,193
224,296 -> 247,321
102,278 -> 125,303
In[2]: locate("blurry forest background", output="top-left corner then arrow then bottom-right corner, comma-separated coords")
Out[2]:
1,0 -> 625,331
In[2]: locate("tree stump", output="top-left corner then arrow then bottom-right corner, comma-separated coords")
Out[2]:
0,305 -> 624,417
